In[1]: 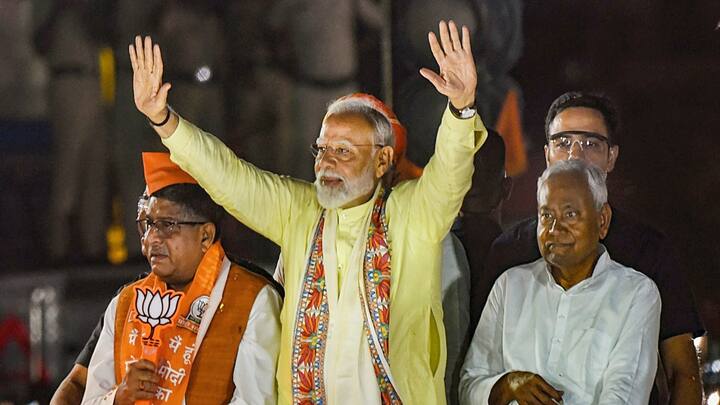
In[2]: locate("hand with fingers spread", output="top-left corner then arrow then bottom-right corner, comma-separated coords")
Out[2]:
420,20 -> 478,110
129,35 -> 175,134
489,371 -> 564,405
114,359 -> 160,405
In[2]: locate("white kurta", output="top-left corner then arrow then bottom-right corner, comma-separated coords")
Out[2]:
81,258 -> 282,405
460,249 -> 661,405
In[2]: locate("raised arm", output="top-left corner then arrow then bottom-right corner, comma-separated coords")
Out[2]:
401,21 -> 487,242
128,35 -> 314,244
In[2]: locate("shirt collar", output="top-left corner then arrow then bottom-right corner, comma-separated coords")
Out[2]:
335,183 -> 381,221
543,244 -> 611,291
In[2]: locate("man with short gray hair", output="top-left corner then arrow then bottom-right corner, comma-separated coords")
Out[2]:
129,20 -> 487,404
460,160 -> 661,404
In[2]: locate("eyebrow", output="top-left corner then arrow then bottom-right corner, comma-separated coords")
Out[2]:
548,131 -> 609,141
314,139 -> 356,147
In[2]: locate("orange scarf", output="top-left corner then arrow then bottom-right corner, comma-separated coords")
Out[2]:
117,242 -> 224,404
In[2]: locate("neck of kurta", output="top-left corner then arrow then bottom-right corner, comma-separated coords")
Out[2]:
549,248 -> 602,290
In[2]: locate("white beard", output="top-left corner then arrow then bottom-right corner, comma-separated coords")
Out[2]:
314,163 -> 377,209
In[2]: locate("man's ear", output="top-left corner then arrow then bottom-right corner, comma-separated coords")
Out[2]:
375,146 -> 394,178
544,144 -> 551,168
606,145 -> 620,173
200,223 -> 216,252
598,202 -> 612,240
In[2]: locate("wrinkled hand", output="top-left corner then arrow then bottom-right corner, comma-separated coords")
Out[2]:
114,359 -> 160,405
490,371 -> 564,405
419,20 -> 477,109
129,35 -> 171,124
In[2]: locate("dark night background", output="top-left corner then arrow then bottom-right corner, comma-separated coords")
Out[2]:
0,0 -> 718,402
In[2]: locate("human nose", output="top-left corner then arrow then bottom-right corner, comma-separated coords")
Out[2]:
567,139 -> 585,160
315,149 -> 337,169
548,217 -> 565,234
145,221 -> 164,243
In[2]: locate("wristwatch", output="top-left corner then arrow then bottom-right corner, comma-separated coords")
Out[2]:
448,102 -> 477,119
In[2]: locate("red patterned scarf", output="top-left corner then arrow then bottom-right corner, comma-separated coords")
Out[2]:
291,189 -> 402,404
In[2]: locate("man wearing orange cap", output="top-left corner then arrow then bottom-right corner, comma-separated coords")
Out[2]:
81,153 -> 282,405
129,20 -> 487,405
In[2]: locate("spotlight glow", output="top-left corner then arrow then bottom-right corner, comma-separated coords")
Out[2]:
195,66 -> 212,83
707,391 -> 719,405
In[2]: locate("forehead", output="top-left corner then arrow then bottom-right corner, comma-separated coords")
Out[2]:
317,113 -> 375,144
549,107 -> 609,138
147,196 -> 187,217
539,172 -> 593,208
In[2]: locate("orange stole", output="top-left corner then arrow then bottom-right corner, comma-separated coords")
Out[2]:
114,263 -> 270,404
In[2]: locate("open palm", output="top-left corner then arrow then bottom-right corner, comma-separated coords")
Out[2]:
420,20 -> 477,109
129,36 -> 171,123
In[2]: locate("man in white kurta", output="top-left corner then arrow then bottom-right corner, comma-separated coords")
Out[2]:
460,160 -> 661,404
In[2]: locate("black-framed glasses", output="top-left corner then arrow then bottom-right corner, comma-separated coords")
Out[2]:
136,218 -> 207,239
310,143 -> 384,162
548,131 -> 610,153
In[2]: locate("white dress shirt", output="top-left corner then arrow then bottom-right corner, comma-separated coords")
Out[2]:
460,249 -> 661,405
81,258 -> 282,405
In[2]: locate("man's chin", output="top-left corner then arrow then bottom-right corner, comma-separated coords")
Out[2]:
315,185 -> 349,209
150,264 -> 173,280
317,194 -> 349,209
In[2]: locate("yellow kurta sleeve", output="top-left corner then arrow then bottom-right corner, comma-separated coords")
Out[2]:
391,106 -> 487,242
161,117 -> 317,245
381,106 -> 486,405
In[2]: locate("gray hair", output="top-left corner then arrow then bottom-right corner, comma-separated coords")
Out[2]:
537,160 -> 608,210
325,98 -> 395,148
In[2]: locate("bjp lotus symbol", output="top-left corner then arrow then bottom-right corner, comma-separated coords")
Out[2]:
134,288 -> 182,341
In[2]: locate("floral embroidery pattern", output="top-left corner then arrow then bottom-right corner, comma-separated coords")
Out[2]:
291,190 -> 401,404
360,193 -> 402,404
292,217 -> 329,405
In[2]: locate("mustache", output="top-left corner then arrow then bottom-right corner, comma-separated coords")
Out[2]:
148,246 -> 169,257
315,169 -> 346,183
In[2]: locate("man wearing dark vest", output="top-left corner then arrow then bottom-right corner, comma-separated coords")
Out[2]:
82,153 -> 282,404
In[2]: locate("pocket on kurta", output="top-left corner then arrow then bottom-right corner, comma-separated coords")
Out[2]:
428,305 -> 446,379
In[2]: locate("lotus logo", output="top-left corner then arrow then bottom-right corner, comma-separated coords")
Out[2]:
134,288 -> 182,340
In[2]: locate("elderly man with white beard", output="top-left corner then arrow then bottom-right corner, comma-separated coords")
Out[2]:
128,20 -> 487,404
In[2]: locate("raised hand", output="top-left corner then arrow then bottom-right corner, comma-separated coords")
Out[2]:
129,35 -> 171,125
490,371 -> 564,405
419,20 -> 477,110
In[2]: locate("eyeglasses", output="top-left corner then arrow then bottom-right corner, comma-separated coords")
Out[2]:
310,143 -> 384,162
136,218 -> 207,239
548,131 -> 610,153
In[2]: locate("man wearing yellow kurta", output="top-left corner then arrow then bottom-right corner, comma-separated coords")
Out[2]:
129,20 -> 487,405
